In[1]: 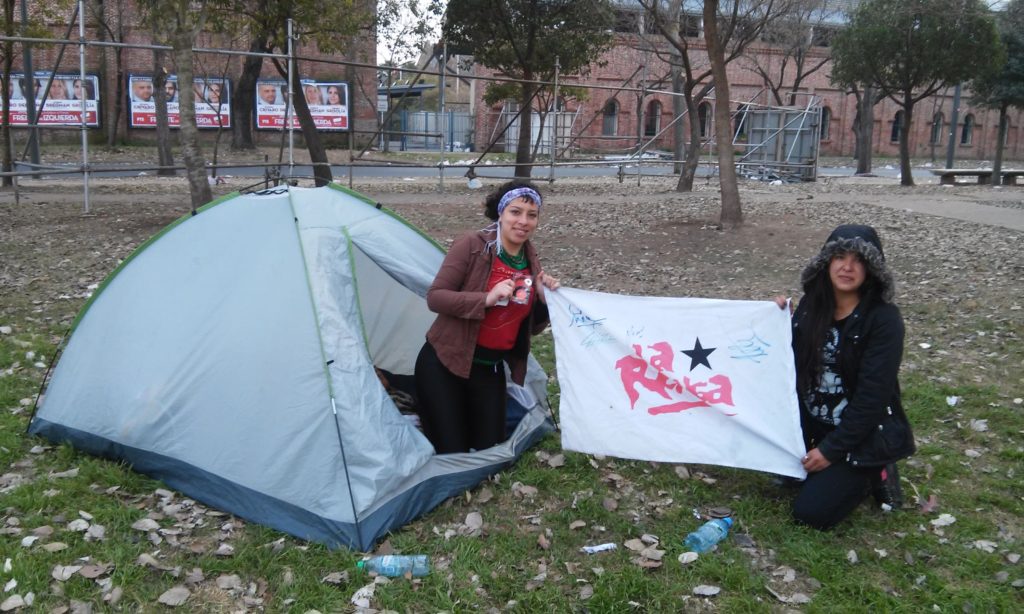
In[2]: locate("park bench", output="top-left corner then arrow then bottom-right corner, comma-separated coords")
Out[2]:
1001,170 -> 1024,185
930,169 -> 994,185
930,168 -> 1024,185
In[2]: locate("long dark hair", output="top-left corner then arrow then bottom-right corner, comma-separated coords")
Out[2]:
794,252 -> 883,395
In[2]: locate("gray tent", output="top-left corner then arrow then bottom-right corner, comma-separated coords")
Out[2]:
29,184 -> 553,550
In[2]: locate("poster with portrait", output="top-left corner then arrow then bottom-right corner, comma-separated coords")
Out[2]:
128,74 -> 231,129
6,72 -> 101,127
255,79 -> 348,131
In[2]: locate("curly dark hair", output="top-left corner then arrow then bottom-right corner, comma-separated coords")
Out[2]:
482,180 -> 542,221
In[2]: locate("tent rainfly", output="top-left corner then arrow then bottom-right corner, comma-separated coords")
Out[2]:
28,184 -> 553,550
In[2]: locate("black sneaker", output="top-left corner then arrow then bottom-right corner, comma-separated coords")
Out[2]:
872,463 -> 903,510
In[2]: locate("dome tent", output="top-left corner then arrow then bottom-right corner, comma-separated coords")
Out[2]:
28,184 -> 553,550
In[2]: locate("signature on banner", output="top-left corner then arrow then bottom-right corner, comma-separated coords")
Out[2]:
568,304 -> 614,348
614,341 -> 736,416
729,331 -> 772,363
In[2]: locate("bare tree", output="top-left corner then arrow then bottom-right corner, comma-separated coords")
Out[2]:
89,0 -> 129,146
638,0 -> 795,203
847,84 -> 882,174
704,0 -> 742,228
140,0 -> 212,208
745,0 -> 839,105
217,0 -> 371,181
152,50 -> 176,176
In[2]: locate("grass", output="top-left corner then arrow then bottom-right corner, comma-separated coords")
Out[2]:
1,313 -> 1022,612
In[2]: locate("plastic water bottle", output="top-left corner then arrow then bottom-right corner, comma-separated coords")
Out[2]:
356,554 -> 430,577
683,517 -> 733,553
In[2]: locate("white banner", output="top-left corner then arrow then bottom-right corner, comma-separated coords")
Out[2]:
548,288 -> 807,478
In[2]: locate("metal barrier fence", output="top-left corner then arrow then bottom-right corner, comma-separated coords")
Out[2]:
382,111 -> 474,152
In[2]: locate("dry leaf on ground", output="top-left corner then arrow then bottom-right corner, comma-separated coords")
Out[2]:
157,586 -> 190,607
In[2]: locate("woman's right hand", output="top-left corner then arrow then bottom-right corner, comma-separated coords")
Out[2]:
773,296 -> 793,313
485,279 -> 515,307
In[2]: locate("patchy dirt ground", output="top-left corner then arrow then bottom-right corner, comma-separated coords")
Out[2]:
2,174 -> 1022,345
2,172 -> 1022,390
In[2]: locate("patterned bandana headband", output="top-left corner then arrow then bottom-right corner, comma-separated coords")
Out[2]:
496,187 -> 542,216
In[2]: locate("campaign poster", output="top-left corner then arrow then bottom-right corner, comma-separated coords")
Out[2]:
129,75 -> 231,129
6,72 -> 101,127
255,79 -> 348,131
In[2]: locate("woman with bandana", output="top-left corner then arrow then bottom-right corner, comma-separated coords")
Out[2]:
415,181 -> 559,454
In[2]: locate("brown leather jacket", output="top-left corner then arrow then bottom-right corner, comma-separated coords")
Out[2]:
425,227 -> 550,384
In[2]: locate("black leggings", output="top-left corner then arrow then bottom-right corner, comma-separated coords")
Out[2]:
792,462 -> 877,530
414,341 -> 507,454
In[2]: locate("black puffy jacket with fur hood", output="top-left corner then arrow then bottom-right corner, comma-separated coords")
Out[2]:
792,225 -> 916,467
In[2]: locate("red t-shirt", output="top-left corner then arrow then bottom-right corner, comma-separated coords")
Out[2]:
477,258 -> 534,351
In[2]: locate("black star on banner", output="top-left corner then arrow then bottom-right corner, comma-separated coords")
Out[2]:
681,337 -> 716,371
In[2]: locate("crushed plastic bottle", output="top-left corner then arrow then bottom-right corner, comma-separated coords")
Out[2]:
356,554 -> 430,577
683,517 -> 733,553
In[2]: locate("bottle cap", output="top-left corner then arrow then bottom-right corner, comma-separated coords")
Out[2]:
722,517 -> 734,528
356,560 -> 365,569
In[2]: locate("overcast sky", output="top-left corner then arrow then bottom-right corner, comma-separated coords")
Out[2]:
376,0 -> 1015,66
378,0 -> 446,66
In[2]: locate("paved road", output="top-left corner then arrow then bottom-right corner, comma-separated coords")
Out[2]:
826,189 -> 1024,232
15,159 -> 938,181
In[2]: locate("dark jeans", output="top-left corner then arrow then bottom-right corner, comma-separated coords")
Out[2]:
414,341 -> 507,454
792,462 -> 877,530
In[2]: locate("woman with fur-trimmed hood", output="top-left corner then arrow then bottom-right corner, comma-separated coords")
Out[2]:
789,224 -> 915,530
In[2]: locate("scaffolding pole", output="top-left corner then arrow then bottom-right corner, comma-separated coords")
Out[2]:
78,0 -> 89,213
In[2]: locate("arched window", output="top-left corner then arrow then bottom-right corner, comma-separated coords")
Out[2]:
961,113 -> 975,145
644,100 -> 662,136
698,102 -> 712,138
930,112 -> 944,145
820,107 -> 832,141
602,99 -> 618,136
890,111 -> 903,142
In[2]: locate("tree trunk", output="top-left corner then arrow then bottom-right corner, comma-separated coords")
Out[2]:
703,1 -> 742,229
231,38 -> 267,151
282,63 -> 332,186
855,87 -> 875,175
991,103 -> 1007,187
1,0 -> 13,187
152,49 -> 175,176
898,94 -> 914,187
515,80 -> 535,178
172,33 -> 212,208
676,92 -> 701,191
102,0 -> 126,147
107,48 -> 125,146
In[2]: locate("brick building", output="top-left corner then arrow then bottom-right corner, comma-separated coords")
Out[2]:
469,3 -> 1022,163
9,1 -> 378,146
